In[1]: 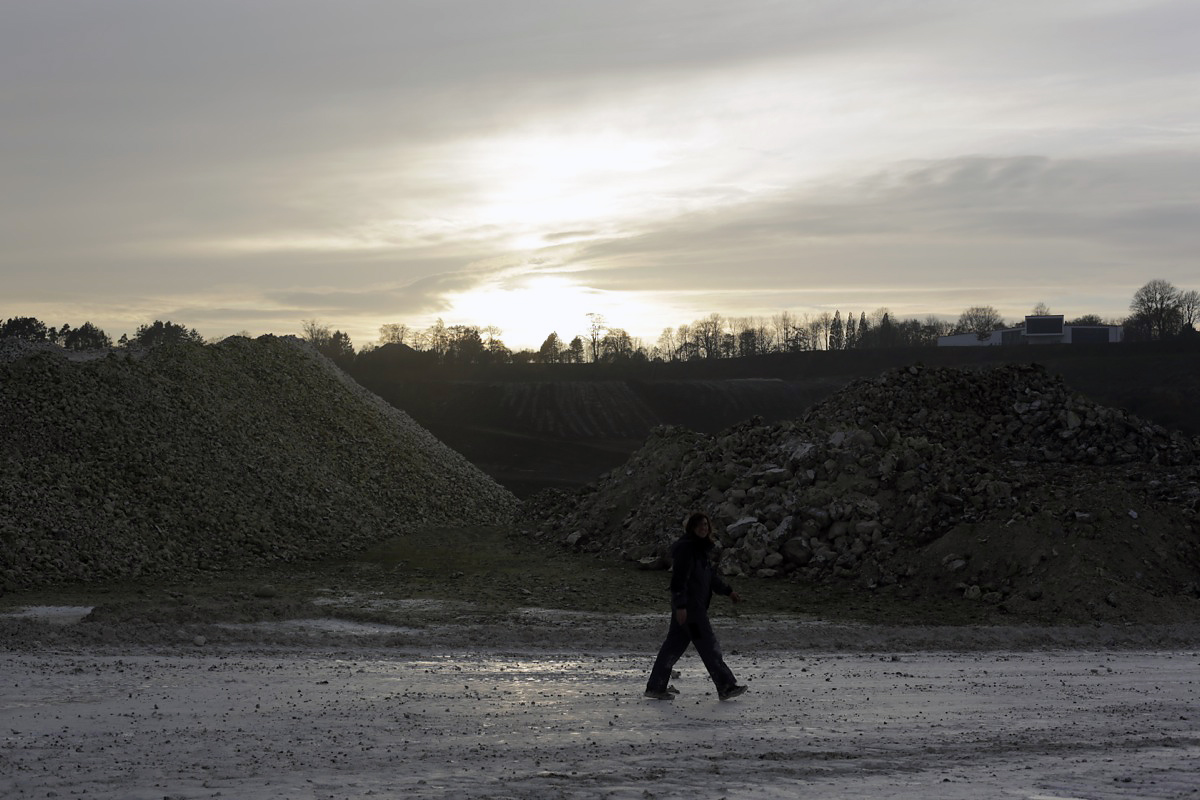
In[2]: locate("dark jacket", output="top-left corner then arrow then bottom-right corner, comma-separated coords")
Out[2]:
669,534 -> 733,616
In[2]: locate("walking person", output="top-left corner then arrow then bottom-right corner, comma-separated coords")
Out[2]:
644,511 -> 748,701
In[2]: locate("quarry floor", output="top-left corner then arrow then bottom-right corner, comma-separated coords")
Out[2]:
4,525 -> 1200,799
3,617 -> 1200,800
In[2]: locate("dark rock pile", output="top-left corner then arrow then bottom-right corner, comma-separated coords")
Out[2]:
525,364 -> 1200,620
810,362 -> 1198,467
0,336 -> 518,591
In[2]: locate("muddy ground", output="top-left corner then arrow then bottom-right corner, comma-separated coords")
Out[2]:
3,526 -> 1200,798
4,648 -> 1200,799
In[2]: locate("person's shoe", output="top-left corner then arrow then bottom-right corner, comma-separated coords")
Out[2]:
666,684 -> 679,695
644,688 -> 674,700
718,684 -> 748,701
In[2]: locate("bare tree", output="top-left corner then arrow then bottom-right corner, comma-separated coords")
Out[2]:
771,312 -> 796,352
485,334 -> 511,364
955,306 -> 1003,340
599,328 -> 634,362
408,328 -> 430,351
300,319 -> 332,349
1129,279 -> 1182,339
719,330 -> 737,359
753,317 -> 775,354
585,312 -> 606,363
1178,289 -> 1200,329
812,312 -> 832,350
656,327 -> 678,361
1031,302 -> 1051,316
675,323 -> 692,356
920,315 -> 953,345
426,318 -> 450,359
445,325 -> 484,364
1068,314 -> 1104,326
694,313 -> 724,359
379,323 -> 409,345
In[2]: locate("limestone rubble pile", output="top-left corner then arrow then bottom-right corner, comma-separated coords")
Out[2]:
807,362 -> 1198,468
525,364 -> 1200,620
0,336 -> 518,591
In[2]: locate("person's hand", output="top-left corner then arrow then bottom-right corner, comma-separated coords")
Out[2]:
675,608 -> 687,625
730,591 -> 742,604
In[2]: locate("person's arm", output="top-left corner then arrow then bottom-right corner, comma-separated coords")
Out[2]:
670,542 -> 693,623
712,573 -> 742,604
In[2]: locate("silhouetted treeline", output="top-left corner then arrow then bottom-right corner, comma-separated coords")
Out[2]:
4,280 -> 1193,364
0,317 -> 203,350
1124,279 -> 1200,342
356,279 -> 1195,367
362,309 -> 956,369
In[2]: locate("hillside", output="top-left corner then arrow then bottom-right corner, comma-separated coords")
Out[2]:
0,336 -> 517,591
351,339 -> 1200,497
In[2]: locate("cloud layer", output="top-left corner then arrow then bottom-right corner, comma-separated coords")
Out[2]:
2,1 -> 1197,347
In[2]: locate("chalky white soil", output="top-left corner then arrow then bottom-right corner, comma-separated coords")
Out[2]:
3,619 -> 1200,799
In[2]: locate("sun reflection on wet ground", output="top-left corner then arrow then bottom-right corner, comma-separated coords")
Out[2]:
2,649 -> 1198,799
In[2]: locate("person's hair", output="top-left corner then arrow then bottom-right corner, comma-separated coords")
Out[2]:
684,512 -> 712,537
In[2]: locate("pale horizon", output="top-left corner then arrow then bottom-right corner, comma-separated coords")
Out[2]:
3,1 -> 1197,351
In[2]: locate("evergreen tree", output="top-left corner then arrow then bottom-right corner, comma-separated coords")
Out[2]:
538,332 -> 563,363
566,336 -> 586,364
323,330 -> 355,367
131,320 -> 204,348
829,311 -> 845,350
878,312 -> 894,347
63,322 -> 112,350
0,316 -> 49,341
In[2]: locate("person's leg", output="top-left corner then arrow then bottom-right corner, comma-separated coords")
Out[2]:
646,614 -> 692,692
687,616 -> 737,691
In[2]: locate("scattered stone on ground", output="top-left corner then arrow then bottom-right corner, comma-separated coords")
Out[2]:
7,648 -> 1199,800
0,336 -> 517,591
524,363 -> 1200,622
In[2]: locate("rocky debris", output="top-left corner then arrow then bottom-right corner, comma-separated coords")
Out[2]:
524,364 -> 1200,621
1,336 -> 518,591
807,362 -> 1198,468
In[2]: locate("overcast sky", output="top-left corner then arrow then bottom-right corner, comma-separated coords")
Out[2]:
3,0 -> 1197,350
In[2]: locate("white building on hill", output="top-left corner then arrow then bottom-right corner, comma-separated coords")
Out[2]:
937,315 -> 1123,347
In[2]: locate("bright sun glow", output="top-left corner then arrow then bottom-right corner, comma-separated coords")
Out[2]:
439,275 -> 677,351
459,132 -> 676,240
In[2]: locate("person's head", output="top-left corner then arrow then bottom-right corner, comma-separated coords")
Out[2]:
684,512 -> 712,540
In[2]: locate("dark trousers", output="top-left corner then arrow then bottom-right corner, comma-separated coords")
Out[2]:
646,611 -> 736,693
